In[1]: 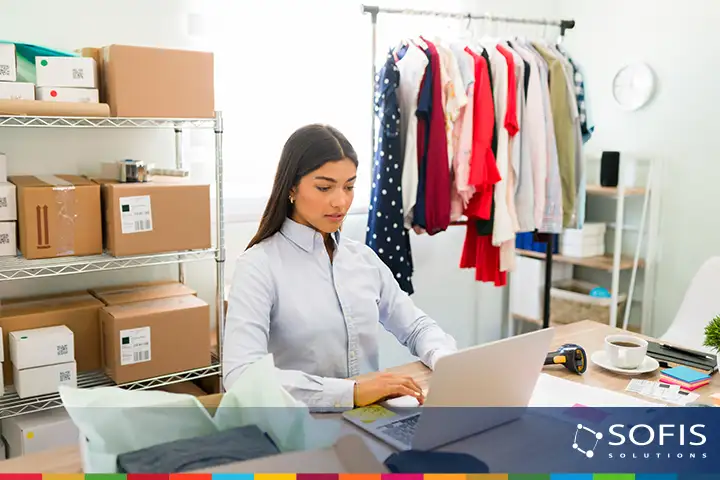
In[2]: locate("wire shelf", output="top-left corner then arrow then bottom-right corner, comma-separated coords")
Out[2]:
0,116 -> 217,129
0,363 -> 221,420
0,249 -> 217,281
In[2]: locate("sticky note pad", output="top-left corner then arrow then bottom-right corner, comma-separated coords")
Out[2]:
345,405 -> 396,423
661,365 -> 711,383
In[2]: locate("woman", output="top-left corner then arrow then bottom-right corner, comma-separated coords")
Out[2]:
223,124 -> 458,410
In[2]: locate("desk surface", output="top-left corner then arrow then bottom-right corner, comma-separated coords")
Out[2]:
1,320 -> 717,473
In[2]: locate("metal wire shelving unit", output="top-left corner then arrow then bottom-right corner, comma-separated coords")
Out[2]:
0,112 -> 225,419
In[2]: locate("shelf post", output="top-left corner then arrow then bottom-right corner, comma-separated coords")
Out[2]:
174,127 -> 186,285
610,186 -> 625,327
214,111 -> 226,393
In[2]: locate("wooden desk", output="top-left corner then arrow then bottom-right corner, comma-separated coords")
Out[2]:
0,320 -> 717,473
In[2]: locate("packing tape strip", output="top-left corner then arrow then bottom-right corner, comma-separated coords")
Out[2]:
36,175 -> 76,256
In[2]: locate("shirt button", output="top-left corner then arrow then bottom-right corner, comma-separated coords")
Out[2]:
350,351 -> 356,359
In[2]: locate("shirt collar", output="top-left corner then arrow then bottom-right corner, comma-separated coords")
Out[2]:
280,217 -> 340,253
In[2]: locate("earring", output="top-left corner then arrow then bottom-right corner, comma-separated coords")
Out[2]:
289,196 -> 295,204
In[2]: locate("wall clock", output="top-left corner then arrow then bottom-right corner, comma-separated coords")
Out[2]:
612,62 -> 656,111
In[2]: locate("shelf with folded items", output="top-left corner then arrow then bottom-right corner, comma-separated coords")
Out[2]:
0,115 -> 216,129
0,248 -> 217,281
0,360 -> 221,420
516,249 -> 644,271
586,185 -> 647,197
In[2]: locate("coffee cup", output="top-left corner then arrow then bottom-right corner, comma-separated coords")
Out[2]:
604,334 -> 648,369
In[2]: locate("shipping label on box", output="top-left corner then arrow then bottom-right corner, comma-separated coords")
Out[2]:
0,182 -> 16,221
0,82 -> 34,101
35,56 -> 97,88
120,195 -> 153,234
0,44 -> 17,82
14,361 -> 77,399
10,325 -> 74,369
36,86 -> 99,103
0,221 -> 16,257
120,326 -> 151,365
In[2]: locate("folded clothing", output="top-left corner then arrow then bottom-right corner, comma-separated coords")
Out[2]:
117,424 -> 280,473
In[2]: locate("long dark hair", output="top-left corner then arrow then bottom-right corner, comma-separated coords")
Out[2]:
247,124 -> 359,250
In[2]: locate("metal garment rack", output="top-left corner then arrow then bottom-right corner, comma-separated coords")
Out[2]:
361,4 -> 576,330
0,112 -> 225,419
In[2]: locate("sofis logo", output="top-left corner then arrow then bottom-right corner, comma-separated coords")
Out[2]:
573,423 -> 709,460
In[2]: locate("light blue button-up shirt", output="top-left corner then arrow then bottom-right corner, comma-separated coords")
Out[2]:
223,218 -> 458,410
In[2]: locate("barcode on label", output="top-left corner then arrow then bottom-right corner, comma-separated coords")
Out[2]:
134,351 -> 150,362
0,234 -> 8,245
134,220 -> 151,232
59,371 -> 71,382
57,344 -> 68,356
0,65 -> 9,77
72,68 -> 84,79
0,197 -> 7,208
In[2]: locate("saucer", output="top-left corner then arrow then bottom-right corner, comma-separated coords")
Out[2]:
591,350 -> 660,375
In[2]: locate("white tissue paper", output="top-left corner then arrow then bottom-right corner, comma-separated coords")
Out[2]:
60,354 -> 341,473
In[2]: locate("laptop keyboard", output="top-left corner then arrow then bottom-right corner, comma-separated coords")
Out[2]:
377,414 -> 420,446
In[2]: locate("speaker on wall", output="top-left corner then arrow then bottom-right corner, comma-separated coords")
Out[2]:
600,151 -> 620,187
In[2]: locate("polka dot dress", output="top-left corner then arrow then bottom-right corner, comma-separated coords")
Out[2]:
365,50 -> 414,295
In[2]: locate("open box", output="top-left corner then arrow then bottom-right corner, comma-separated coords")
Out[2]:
79,393 -> 387,473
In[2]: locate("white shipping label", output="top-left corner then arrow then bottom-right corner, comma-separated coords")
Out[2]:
120,195 -> 153,234
120,327 -> 151,366
58,368 -> 74,384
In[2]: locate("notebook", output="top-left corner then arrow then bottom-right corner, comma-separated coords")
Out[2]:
646,341 -> 718,374
661,365 -> 711,384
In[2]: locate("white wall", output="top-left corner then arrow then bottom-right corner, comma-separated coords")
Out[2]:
556,0 -> 720,337
0,0 -> 567,370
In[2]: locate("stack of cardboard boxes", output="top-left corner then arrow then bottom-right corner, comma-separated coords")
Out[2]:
34,56 -> 99,103
0,153 -> 16,257
9,325 -> 77,398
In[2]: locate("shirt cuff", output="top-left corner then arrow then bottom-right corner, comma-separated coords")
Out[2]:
315,377 -> 355,412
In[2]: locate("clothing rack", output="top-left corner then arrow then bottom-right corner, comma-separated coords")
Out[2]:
361,4 -> 576,330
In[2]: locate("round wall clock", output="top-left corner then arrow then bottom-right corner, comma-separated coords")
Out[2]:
612,62 -> 656,111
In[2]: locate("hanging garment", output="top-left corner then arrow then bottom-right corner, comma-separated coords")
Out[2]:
532,43 -> 576,228
413,45 -> 433,232
366,50 -> 414,294
511,41 -> 548,231
448,45 -> 475,221
436,43 -> 468,164
396,42 -> 429,231
416,38 -> 451,235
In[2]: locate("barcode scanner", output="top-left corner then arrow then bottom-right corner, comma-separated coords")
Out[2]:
544,343 -> 587,375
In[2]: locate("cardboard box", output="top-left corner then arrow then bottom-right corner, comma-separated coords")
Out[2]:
101,295 -> 211,384
89,281 -> 197,306
99,180 -> 211,256
0,221 -> 15,257
0,44 -> 17,82
9,175 -> 102,259
0,82 -> 34,101
14,360 -> 77,398
36,87 -> 99,103
0,292 -> 103,384
2,408 -> 79,458
0,182 -> 16,221
9,325 -> 74,369
155,380 -> 207,397
101,44 -> 213,118
35,56 -> 97,88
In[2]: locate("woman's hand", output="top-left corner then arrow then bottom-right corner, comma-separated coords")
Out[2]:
353,372 -> 425,406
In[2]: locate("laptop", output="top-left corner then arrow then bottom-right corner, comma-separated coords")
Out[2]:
342,327 -> 555,451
